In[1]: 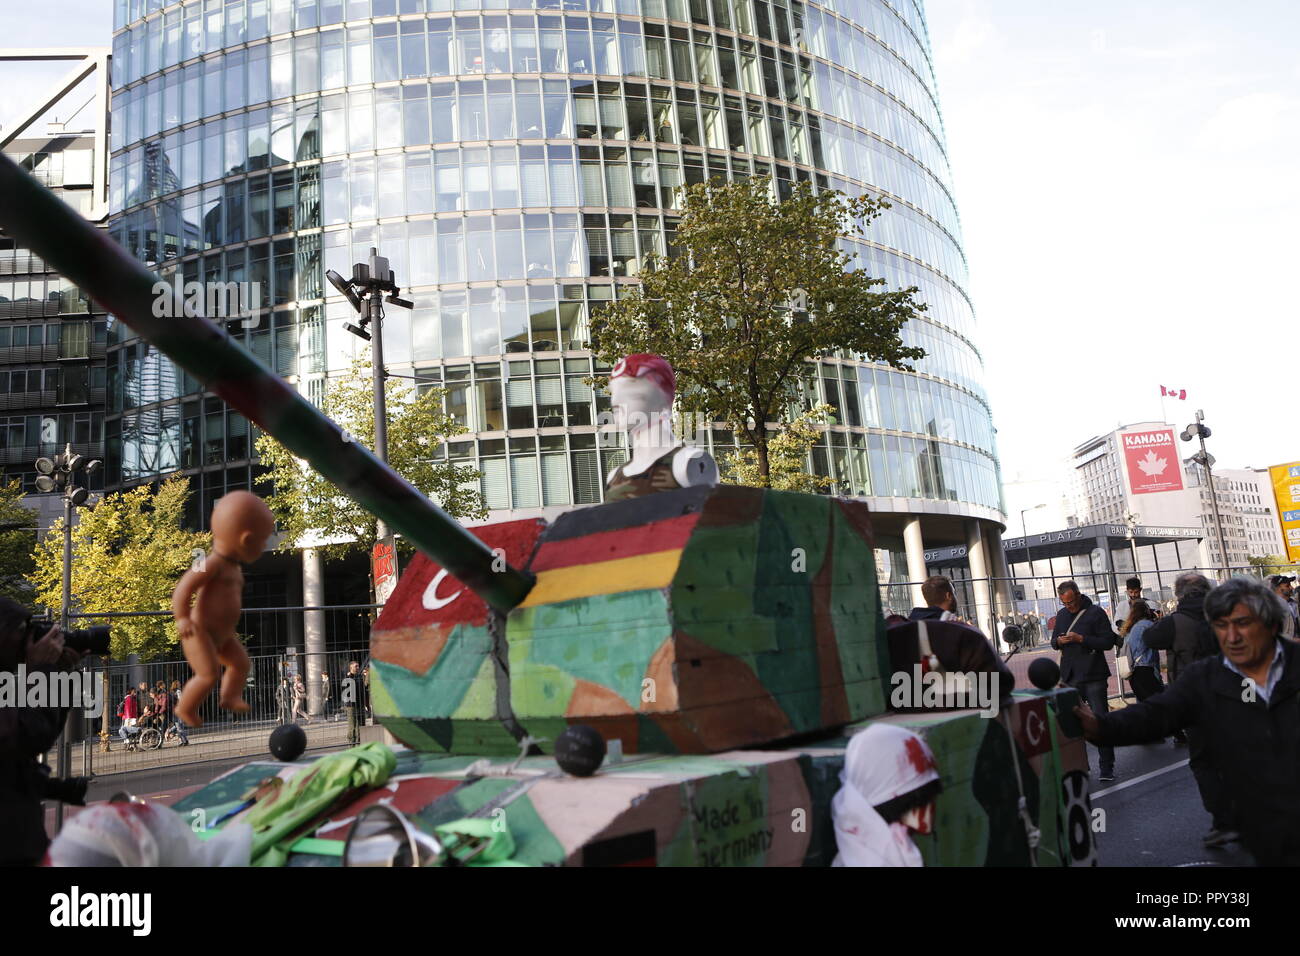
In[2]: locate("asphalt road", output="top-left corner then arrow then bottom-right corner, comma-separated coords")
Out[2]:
1090,733 -> 1254,867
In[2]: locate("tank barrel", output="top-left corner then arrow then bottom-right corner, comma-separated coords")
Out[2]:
0,154 -> 532,612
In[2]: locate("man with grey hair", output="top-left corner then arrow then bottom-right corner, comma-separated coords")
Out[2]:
1076,577 -> 1300,864
1143,570 -> 1233,845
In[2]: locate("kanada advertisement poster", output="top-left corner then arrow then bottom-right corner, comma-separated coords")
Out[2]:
1121,428 -> 1184,495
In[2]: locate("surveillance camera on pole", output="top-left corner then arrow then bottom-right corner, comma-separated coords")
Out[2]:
325,248 -> 414,598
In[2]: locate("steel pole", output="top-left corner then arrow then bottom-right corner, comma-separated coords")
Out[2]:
55,495 -> 72,832
1200,435 -> 1229,578
369,288 -> 390,543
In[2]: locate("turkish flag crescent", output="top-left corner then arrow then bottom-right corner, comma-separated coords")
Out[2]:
1159,386 -> 1187,400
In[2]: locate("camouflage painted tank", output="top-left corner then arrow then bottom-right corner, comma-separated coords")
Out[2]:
0,156 -> 1096,867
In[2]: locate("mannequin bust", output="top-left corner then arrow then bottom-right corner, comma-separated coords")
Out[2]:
172,491 -> 275,727
604,354 -> 717,501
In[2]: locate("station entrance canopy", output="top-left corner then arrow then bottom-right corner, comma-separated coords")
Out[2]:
922,523 -> 1204,568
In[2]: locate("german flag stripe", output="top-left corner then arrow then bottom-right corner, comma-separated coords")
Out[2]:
529,513 -> 700,572
520,549 -> 683,607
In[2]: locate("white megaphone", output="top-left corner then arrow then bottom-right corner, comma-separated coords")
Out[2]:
343,804 -> 447,867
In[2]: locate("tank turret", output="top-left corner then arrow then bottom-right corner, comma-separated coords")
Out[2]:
371,483 -> 890,754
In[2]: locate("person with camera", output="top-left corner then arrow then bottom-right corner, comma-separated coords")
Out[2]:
0,598 -> 90,865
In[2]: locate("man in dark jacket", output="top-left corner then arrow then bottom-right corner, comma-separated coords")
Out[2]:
1143,571 -> 1233,844
908,576 -> 963,623
1075,576 -> 1299,865
1145,572 -> 1216,681
0,598 -> 85,865
1050,580 -> 1117,781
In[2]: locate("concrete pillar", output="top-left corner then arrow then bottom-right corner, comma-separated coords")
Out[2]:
965,519 -> 996,645
1096,534 -> 1120,615
903,516 -> 927,608
986,523 -> 1016,620
303,547 -> 326,716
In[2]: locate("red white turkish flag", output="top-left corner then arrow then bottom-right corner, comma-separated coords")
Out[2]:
1121,427 -> 1184,495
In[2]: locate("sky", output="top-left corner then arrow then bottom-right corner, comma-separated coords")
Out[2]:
925,0 -> 1298,510
2,1 -> 1294,520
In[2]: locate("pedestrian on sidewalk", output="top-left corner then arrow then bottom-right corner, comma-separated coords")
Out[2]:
169,679 -> 190,745
1076,576 -> 1298,864
275,676 -> 292,726
291,674 -> 311,724
1268,575 -> 1298,641
342,660 -> 367,745
1120,599 -> 1162,701
1050,580 -> 1118,783
320,670 -> 332,720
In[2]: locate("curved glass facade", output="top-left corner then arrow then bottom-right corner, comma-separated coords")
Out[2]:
108,0 -> 1001,527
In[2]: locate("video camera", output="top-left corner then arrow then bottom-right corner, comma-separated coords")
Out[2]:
39,770 -> 93,806
25,617 -> 111,657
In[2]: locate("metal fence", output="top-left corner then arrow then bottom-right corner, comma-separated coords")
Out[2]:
50,604 -> 382,778
879,562 -> 1286,653
47,564 -> 1292,778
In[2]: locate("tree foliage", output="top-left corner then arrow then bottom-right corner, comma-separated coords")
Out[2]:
0,479 -> 37,605
32,476 -> 208,661
1248,554 -> 1300,575
255,348 -> 487,560
720,404 -> 835,493
591,178 -> 926,486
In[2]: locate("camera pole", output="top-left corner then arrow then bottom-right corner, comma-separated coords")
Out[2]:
34,445 -> 102,831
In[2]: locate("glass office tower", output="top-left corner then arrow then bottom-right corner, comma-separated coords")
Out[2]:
109,0 -> 1004,603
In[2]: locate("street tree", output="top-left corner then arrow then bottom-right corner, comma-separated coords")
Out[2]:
31,475 -> 208,661
0,479 -> 37,605
255,348 -> 486,560
591,177 -> 927,487
720,404 -> 835,493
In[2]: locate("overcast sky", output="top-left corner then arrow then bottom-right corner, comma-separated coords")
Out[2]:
927,0 -> 1296,494
2,0 -> 1292,500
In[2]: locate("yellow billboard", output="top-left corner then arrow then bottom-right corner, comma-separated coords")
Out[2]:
1269,462 -> 1300,562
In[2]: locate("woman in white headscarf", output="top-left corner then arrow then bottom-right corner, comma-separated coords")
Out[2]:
832,723 -> 943,867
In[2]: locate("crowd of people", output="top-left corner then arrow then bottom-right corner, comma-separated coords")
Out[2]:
116,679 -> 189,746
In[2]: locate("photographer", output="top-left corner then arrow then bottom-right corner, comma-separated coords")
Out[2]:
0,598 -> 88,865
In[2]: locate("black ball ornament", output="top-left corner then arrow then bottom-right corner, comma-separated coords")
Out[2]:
270,723 -> 308,761
554,724 -> 606,777
1028,657 -> 1061,691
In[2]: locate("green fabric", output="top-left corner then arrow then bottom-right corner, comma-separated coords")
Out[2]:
287,837 -> 347,857
432,817 -> 527,867
246,743 -> 397,867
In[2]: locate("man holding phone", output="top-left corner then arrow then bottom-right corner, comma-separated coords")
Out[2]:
1051,580 -> 1120,782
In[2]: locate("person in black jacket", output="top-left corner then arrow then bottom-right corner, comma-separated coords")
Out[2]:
0,598 -> 87,865
908,576 -> 964,623
1050,580 -> 1118,782
1142,571 -> 1234,844
1145,572 -> 1216,681
1075,576 -> 1299,865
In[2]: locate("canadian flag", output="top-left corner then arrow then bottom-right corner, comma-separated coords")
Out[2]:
1160,386 -> 1187,400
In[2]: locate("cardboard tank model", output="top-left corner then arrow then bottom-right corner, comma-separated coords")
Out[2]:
0,155 -> 1096,868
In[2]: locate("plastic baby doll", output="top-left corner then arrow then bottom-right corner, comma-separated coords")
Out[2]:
172,491 -> 275,727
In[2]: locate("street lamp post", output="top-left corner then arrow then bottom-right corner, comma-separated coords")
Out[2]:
1123,511 -> 1140,581
34,443 -> 101,832
1020,503 -> 1046,594
1181,410 -> 1229,578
